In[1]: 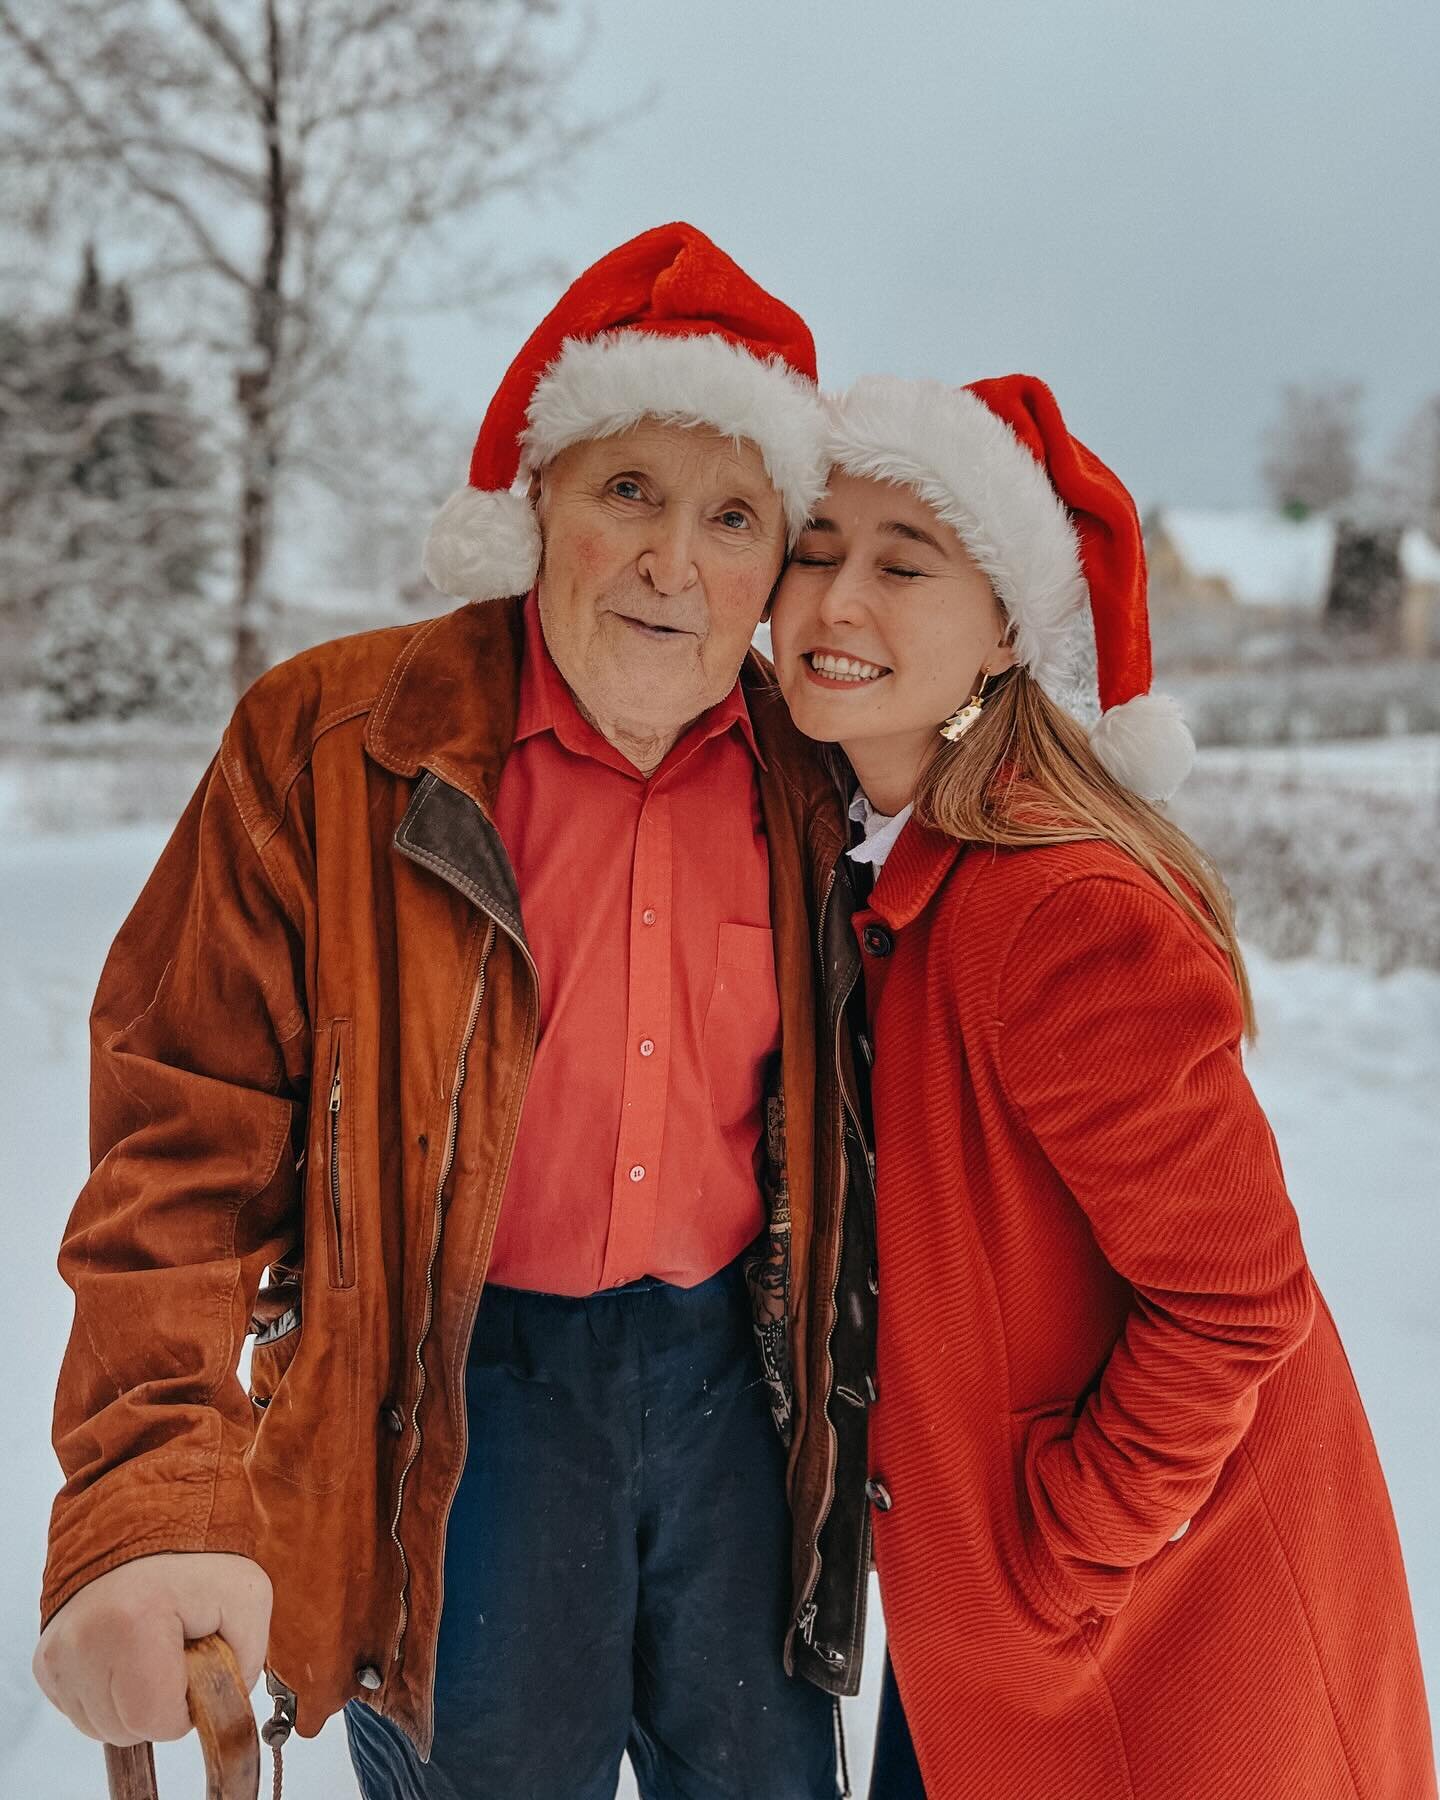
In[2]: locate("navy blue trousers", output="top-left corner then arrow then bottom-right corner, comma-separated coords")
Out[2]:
346,1258 -> 837,1799
867,1660 -> 926,1799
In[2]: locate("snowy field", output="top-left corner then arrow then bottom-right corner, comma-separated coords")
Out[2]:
1,821 -> 1436,1796
1197,731 -> 1440,800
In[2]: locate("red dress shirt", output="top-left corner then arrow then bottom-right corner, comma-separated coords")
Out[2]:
485,595 -> 780,1294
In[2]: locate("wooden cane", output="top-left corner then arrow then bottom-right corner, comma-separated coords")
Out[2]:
103,1633 -> 261,1800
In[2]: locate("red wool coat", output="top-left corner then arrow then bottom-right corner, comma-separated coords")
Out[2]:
856,825 -> 1434,1800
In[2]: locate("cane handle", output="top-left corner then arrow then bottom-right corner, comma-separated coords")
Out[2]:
102,1633 -> 260,1800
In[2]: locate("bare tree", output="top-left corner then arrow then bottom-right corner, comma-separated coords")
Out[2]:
0,0 -> 595,694
1260,380 -> 1362,520
1379,394 -> 1440,545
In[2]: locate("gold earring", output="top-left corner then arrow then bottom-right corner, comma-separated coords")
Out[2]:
939,671 -> 991,742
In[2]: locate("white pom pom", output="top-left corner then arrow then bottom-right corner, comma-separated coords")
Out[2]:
1089,691 -> 1196,803
422,487 -> 541,601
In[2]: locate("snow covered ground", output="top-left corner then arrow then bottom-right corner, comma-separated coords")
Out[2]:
1,823 -> 1436,1796
1197,731 -> 1440,799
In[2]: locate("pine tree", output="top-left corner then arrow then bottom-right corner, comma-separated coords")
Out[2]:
1,247 -> 223,721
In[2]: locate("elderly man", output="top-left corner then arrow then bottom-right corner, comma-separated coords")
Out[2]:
35,225 -> 878,1800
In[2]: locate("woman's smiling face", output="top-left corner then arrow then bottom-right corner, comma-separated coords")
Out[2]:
771,472 -> 1016,798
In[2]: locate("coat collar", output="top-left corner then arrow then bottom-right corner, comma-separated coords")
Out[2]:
364,599 -> 525,818
364,595 -> 844,859
867,813 -> 967,929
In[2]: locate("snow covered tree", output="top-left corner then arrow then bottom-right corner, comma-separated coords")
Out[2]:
0,0 -> 596,697
1260,381 -> 1362,519
1379,394 -> 1440,544
34,589 -> 222,723
1,246 -> 225,720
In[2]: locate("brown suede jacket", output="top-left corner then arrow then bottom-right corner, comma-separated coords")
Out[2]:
41,597 -> 875,1755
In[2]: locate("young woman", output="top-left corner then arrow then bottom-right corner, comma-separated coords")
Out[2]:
770,374 -> 1435,1800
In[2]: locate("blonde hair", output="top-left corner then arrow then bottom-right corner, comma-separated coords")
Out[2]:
912,667 -> 1256,1038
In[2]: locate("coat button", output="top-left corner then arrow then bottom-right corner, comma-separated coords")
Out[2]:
356,1665 -> 383,1691
1169,1518 -> 1191,1542
380,1403 -> 405,1435
867,1262 -> 879,1296
251,1393 -> 270,1410
865,1478 -> 893,1512
861,924 -> 893,957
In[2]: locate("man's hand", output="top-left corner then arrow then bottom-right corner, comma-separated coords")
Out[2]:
33,1551 -> 272,1746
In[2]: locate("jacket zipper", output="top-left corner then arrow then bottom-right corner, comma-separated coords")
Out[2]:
327,1037 -> 345,1285
387,921 -> 495,1671
791,864 -> 865,1657
415,916 -> 539,1749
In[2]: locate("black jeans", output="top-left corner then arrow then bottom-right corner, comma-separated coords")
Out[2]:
346,1258 -> 837,1799
868,1660 -> 926,1798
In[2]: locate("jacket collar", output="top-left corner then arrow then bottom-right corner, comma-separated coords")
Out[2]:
867,814 -> 966,929
742,653 -> 846,867
365,595 -> 844,860
512,589 -> 766,776
364,599 -> 524,818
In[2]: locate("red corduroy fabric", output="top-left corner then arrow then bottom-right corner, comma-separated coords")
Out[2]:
857,825 -> 1435,1800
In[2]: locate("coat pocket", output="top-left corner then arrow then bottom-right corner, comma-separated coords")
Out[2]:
246,1277 -> 359,1496
320,1019 -> 356,1290
1009,1404 -> 1137,1633
249,1289 -> 302,1411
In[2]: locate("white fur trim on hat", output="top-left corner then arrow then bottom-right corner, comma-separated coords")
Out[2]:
823,376 -> 1092,711
422,485 -> 542,602
520,331 -> 828,540
1090,692 -> 1196,803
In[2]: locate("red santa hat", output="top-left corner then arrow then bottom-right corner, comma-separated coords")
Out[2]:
822,373 -> 1196,803
423,222 -> 828,602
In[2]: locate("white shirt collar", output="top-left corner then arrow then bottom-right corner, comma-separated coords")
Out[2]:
846,789 -> 913,869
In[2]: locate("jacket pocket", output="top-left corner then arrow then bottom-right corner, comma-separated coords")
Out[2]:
321,1019 -> 356,1290
249,1292 -> 303,1411
246,1277 -> 359,1496
1011,1404 -> 1137,1632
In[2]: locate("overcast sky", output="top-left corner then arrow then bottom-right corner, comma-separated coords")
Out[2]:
402,0 -> 1440,516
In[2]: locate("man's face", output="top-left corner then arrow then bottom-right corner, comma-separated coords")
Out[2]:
534,421 -> 786,745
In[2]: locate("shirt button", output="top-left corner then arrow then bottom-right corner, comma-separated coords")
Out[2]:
865,1478 -> 893,1512
629,1164 -> 646,1182
641,907 -> 658,926
639,1038 -> 655,1057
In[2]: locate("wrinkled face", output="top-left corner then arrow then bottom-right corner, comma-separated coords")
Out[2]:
771,471 -> 1016,758
534,421 -> 786,741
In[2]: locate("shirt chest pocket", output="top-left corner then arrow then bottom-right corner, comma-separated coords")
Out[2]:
703,923 -> 781,1143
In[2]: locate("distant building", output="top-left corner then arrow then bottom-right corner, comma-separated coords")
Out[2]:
1146,508 -> 1440,658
